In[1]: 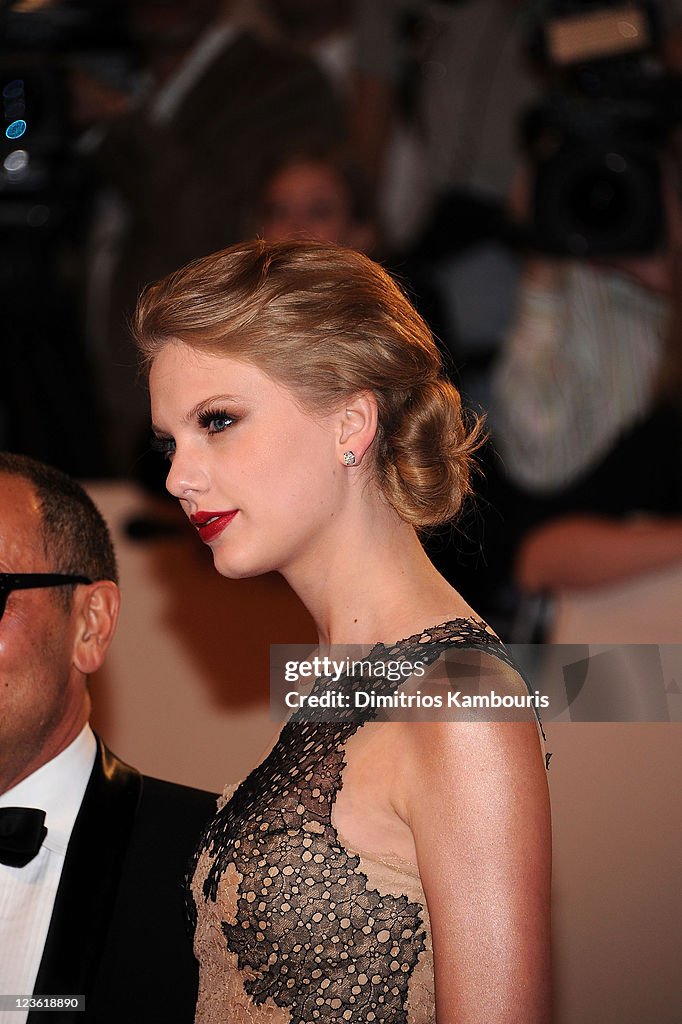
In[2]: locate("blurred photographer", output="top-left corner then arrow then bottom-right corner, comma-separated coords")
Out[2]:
486,0 -> 682,619
353,0 -> 541,389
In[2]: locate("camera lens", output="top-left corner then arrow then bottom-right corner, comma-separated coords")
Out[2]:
533,146 -> 663,255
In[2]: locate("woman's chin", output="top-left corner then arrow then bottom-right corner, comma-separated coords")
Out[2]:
211,550 -> 273,581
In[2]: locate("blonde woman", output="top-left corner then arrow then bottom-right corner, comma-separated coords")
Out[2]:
135,240 -> 551,1024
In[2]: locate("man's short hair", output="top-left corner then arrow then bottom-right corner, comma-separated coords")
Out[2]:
0,452 -> 119,586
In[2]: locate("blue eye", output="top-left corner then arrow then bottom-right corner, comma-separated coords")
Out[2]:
209,415 -> 233,433
199,409 -> 236,434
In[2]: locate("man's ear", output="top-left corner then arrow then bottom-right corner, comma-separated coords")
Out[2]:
336,390 -> 378,466
72,580 -> 120,676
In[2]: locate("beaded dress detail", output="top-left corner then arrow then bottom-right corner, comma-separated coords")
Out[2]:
187,619 -> 531,1024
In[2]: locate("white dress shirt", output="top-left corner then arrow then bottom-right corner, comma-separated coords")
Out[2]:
0,726 -> 96,1024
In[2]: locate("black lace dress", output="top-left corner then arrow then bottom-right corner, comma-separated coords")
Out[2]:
186,618 -> 539,1024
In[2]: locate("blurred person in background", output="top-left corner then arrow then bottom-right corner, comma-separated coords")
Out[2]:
352,0 -> 541,392
399,0 -> 682,634
254,150 -> 377,251
78,0 -> 343,473
488,167 -> 682,608
477,2 -> 682,629
351,0 -> 682,409
0,0 -> 344,477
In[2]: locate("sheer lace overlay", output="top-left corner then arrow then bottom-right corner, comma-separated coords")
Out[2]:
187,619 -> 522,1024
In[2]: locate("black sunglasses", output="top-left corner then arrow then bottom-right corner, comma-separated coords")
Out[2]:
0,573 -> 93,620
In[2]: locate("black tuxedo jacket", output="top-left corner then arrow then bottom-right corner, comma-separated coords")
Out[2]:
29,740 -> 216,1024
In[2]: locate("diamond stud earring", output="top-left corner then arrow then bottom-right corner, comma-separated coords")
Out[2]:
343,451 -> 357,467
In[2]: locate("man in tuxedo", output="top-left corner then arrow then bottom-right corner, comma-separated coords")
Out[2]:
0,453 -> 216,1023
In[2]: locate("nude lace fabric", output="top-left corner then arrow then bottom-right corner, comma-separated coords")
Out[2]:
186,619 -> 527,1024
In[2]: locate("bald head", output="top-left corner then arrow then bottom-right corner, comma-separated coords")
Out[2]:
0,457 -> 119,793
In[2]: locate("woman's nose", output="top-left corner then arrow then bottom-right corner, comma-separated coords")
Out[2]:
165,446 -> 207,500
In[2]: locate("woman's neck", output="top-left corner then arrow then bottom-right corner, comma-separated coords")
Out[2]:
280,499 -> 473,649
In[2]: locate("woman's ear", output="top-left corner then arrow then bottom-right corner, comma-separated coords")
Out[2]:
336,390 -> 378,467
72,580 -> 121,676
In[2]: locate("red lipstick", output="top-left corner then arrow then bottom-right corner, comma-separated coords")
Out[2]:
190,510 -> 238,543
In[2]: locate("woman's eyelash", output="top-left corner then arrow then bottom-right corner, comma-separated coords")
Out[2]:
197,409 -> 237,433
150,435 -> 176,459
149,409 -> 236,460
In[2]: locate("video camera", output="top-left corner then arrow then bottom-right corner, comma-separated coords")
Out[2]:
522,0 -> 681,255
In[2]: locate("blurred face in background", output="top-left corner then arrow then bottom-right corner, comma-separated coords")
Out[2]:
260,159 -> 364,248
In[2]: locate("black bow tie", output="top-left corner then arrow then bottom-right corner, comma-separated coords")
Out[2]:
0,806 -> 48,867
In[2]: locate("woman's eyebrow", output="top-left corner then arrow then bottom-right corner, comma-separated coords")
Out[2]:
186,395 -> 242,420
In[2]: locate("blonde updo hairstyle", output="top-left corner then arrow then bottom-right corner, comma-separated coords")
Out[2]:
133,239 -> 482,528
